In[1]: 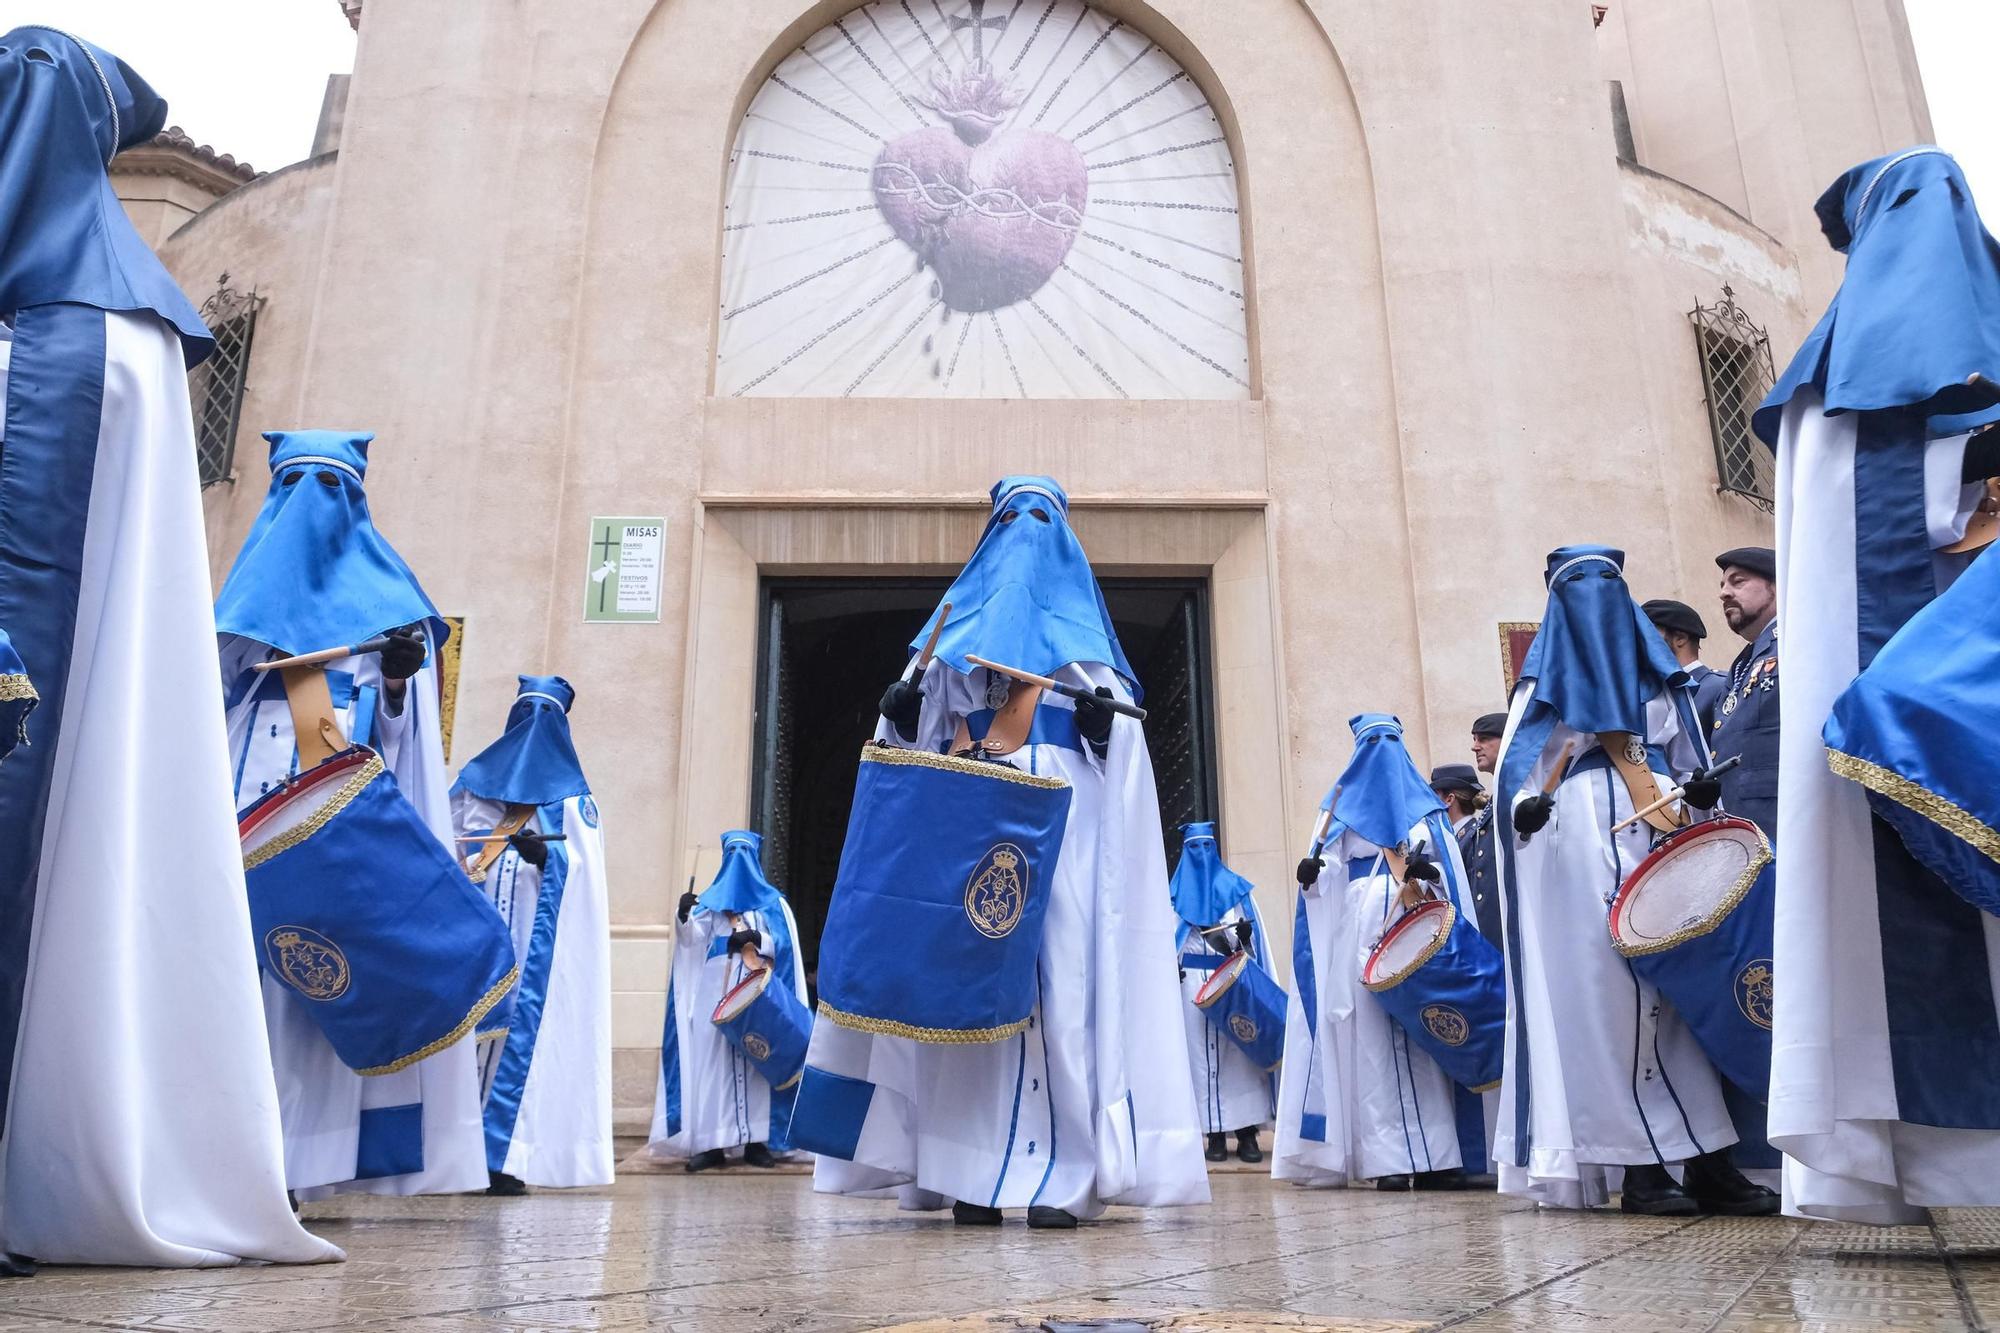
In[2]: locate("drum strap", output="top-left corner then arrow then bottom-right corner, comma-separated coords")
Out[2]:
466,803 -> 537,881
280,665 -> 349,770
1596,731 -> 1684,835
953,681 -> 1044,757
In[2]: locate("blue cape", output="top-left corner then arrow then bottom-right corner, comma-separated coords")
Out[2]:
0,28 -> 210,364
214,431 -> 448,657
1326,714 -> 1445,851
1169,821 -> 1256,928
452,675 -> 589,806
1756,148 -> 2000,445
918,476 -> 1137,692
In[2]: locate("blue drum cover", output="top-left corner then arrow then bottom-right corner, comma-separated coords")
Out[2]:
241,747 -> 518,1075
713,968 -> 812,1091
1195,953 -> 1286,1070
816,745 -> 1072,1042
1365,901 -> 1506,1092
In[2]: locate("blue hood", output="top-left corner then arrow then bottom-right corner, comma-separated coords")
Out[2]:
1168,821 -> 1256,928
452,675 -> 589,806
697,830 -> 787,917
1325,714 -> 1445,851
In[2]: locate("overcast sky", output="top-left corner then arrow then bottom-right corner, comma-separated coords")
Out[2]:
2,1 -> 1993,215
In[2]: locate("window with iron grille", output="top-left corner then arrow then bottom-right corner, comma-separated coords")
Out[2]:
190,274 -> 263,488
1689,285 -> 1777,511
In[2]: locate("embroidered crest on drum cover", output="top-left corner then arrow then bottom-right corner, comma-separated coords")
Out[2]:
744,1032 -> 772,1062
1736,959 -> 1774,1030
1228,1013 -> 1258,1044
965,842 -> 1030,939
1623,735 -> 1648,765
1422,1003 -> 1471,1047
265,925 -> 352,1001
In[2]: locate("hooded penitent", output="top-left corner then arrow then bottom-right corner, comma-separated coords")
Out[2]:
453,676 -> 589,808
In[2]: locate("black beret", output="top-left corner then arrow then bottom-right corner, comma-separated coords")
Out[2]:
1429,763 -> 1483,795
1715,547 -> 1777,582
1471,713 -> 1508,739
1641,598 -> 1708,641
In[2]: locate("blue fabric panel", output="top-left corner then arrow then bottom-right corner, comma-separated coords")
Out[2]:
1721,1076 -> 1780,1170
966,706 -> 1084,755
1367,905 -> 1507,1092
1195,961 -> 1285,1070
1626,857 -> 1776,1101
452,676 -> 589,806
660,969 -> 682,1140
1299,1111 -> 1327,1144
485,803 -> 568,1171
1452,1082 -> 1488,1174
0,304 -> 105,1131
1169,823 -> 1256,929
712,970 -> 811,1093
354,1103 -> 424,1180
787,1065 -> 876,1161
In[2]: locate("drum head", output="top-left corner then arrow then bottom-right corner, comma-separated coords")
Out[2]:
1611,817 -> 1770,955
1194,951 -> 1248,1007
1362,900 -> 1451,989
712,966 -> 773,1023
239,746 -> 381,859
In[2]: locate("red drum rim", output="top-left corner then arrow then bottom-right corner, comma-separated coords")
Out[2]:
238,745 -> 381,839
1193,950 -> 1250,1008
712,966 -> 773,1025
1607,815 -> 1771,959
1361,899 -> 1456,993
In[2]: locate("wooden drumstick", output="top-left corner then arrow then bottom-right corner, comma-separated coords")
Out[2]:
727,912 -> 767,971
909,601 -> 951,679
456,832 -> 568,845
1541,741 -> 1576,796
1610,754 -> 1741,833
252,634 -> 396,673
965,654 -> 1148,720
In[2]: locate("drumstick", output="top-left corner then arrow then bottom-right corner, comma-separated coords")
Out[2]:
964,654 -> 1148,720
1968,372 -> 2000,407
1541,742 -> 1576,796
726,912 -> 767,971
1610,754 -> 1742,833
251,634 -> 396,673
456,832 -> 569,845
906,602 -> 952,682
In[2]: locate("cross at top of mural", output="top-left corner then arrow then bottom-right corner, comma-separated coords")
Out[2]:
716,0 -> 1250,399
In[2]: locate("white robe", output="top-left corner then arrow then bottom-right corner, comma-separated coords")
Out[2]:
1177,900 -> 1276,1136
809,662 -> 1208,1216
648,902 -> 807,1156
1273,819 -> 1464,1185
1769,389 -> 2000,1222
0,312 -> 339,1265
453,791 -> 613,1188
222,640 -> 486,1198
1492,696 -> 1738,1209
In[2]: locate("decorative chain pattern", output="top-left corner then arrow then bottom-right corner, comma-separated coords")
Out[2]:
818,999 -> 1031,1046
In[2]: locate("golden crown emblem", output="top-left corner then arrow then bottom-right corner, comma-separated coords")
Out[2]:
991,850 -> 1018,870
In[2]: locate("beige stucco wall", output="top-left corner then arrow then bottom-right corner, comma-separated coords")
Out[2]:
152,0 -> 1930,1129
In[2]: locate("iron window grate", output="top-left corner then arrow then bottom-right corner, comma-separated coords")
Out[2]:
190,274 -> 263,488
1689,285 -> 1777,512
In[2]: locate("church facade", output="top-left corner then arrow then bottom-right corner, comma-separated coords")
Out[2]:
132,0 -> 1934,1129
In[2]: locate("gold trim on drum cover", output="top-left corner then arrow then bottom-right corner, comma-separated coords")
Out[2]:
243,754 -> 385,870
355,964 -> 521,1076
860,743 -> 1070,790
818,999 -> 1031,1045
1607,825 -> 1771,959
1363,902 -> 1457,992
1828,748 -> 2000,869
0,674 -> 35,703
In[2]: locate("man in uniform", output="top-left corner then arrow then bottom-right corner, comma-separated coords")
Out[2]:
1431,763 -> 1500,945
1709,548 -> 1778,840
1470,713 -> 1506,778
1643,599 -> 1727,728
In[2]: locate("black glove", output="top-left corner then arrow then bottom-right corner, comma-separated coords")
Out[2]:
1296,856 -> 1323,887
378,625 -> 427,682
1404,850 -> 1440,884
1073,687 -> 1116,748
508,831 -> 548,870
1514,793 -> 1555,838
727,927 -> 762,958
676,891 -> 698,923
879,678 -> 923,741
1234,920 -> 1254,952
1680,767 -> 1723,811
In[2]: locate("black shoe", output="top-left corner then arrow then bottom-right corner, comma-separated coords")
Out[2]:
1620,1163 -> 1699,1216
485,1170 -> 528,1197
1413,1168 -> 1473,1191
0,1254 -> 35,1279
951,1201 -> 1003,1226
287,1190 -> 299,1215
684,1149 -> 727,1174
1462,1172 -> 1499,1190
1235,1129 -> 1263,1164
1682,1150 -> 1780,1216
1205,1133 -> 1229,1163
1374,1174 -> 1415,1191
1027,1206 -> 1078,1229
741,1142 -> 778,1169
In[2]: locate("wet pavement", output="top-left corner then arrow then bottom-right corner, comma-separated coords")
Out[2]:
4,1170 -> 1998,1331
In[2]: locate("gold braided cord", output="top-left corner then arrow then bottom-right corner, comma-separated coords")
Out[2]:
861,743 -> 1070,791
1363,902 -> 1457,992
772,1070 -> 804,1092
357,965 -> 521,1076
1608,830 -> 1770,960
818,999 -> 1031,1045
1467,1078 -> 1502,1093
1828,748 -> 2000,869
0,674 -> 36,703
243,756 -> 385,870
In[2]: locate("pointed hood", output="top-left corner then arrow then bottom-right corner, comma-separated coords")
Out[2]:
696,830 -> 786,917
1326,714 -> 1444,851
452,676 -> 589,806
1168,821 -> 1255,928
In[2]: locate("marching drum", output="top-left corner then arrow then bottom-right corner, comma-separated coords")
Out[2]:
240,745 -> 518,1075
1361,898 -> 1506,1091
712,966 -> 811,1091
1608,815 -> 1775,1099
815,743 -> 1073,1043
1193,950 -> 1286,1070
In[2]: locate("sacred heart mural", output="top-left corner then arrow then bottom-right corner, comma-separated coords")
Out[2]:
715,0 -> 1249,399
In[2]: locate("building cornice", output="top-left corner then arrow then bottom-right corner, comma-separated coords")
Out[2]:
113,125 -> 258,200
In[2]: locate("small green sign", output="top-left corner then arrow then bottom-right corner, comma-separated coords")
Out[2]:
584,516 -> 665,623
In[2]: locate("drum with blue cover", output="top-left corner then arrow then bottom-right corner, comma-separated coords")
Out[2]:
712,965 -> 811,1090
1361,898 -> 1506,1091
815,743 -> 1072,1043
239,745 -> 518,1075
1193,951 -> 1286,1070
1608,815 -> 1774,1100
